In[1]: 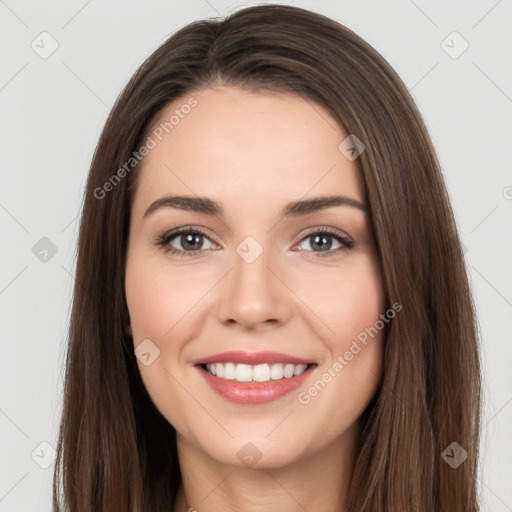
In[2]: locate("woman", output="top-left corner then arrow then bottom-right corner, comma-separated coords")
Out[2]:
53,4 -> 481,511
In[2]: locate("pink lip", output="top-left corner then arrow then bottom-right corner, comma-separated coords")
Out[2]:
197,364 -> 316,404
192,350 -> 314,366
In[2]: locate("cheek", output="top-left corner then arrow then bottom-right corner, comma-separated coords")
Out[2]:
124,254 -> 199,428
125,255 -> 200,339
298,253 -> 386,344
292,255 -> 386,432
330,270 -> 384,341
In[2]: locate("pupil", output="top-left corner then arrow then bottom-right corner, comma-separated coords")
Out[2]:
182,233 -> 202,250
311,234 -> 331,251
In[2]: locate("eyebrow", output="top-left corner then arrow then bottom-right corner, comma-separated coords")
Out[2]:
143,194 -> 370,219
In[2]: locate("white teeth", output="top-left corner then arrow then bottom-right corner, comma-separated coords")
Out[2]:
253,364 -> 270,382
283,364 -> 295,378
205,362 -> 309,382
235,363 -> 252,382
224,362 -> 236,380
293,364 -> 307,376
270,363 -> 284,380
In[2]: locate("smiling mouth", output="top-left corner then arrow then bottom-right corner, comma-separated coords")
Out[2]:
199,362 -> 317,383
196,361 -> 317,405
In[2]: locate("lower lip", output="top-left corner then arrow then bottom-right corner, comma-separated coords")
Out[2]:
196,364 -> 317,404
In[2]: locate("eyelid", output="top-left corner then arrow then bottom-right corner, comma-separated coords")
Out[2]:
164,225 -> 217,243
297,225 -> 353,243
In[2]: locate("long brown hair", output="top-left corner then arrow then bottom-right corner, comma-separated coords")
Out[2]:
53,5 -> 481,511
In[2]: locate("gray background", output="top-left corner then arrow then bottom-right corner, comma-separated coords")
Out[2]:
1,0 -> 511,510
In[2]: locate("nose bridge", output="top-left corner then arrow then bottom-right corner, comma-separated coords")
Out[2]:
216,234 -> 291,328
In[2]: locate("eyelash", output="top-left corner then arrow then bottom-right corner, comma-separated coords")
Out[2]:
155,225 -> 355,258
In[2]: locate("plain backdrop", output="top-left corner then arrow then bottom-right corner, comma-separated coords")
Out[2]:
1,0 -> 511,510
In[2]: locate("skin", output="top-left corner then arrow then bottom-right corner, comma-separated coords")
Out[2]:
125,85 -> 386,512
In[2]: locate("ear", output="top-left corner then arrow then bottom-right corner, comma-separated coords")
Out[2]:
126,324 -> 133,337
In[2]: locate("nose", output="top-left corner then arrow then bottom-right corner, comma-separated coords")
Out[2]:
215,243 -> 293,331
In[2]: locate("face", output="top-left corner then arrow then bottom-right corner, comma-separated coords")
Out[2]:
125,85 -> 386,468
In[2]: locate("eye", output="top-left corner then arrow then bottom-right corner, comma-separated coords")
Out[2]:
296,227 -> 354,257
156,227 -> 216,257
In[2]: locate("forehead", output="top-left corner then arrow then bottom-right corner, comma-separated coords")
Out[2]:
132,86 -> 365,215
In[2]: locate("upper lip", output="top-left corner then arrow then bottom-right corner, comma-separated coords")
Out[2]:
192,350 -> 314,366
